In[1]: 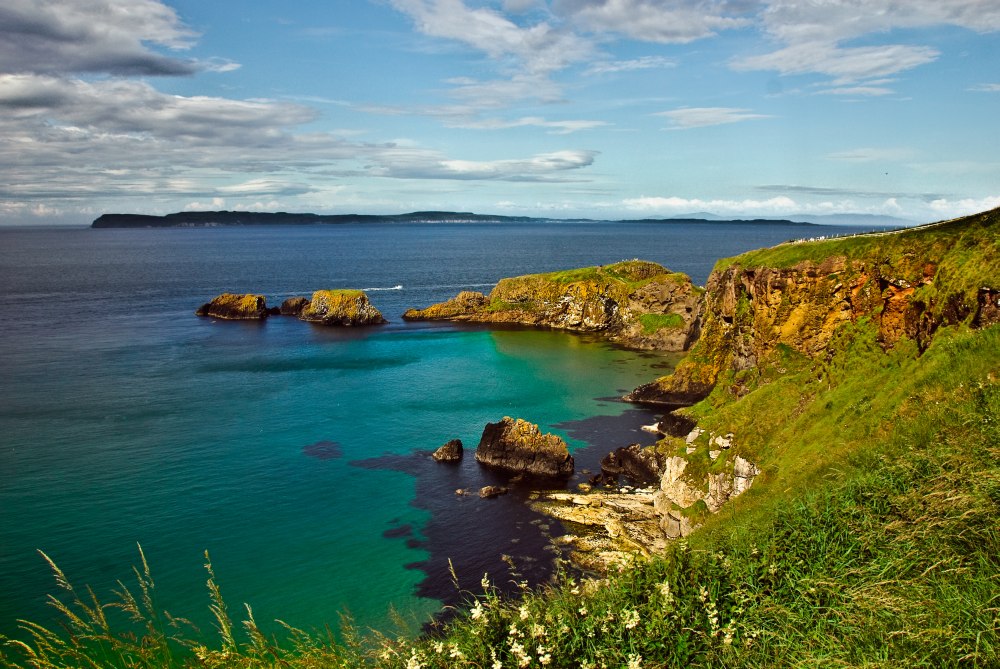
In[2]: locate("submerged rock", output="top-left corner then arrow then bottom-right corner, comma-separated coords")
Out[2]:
432,439 -> 463,462
299,290 -> 387,326
476,417 -> 574,478
196,293 -> 269,320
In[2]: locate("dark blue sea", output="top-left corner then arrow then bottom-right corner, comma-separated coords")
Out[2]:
0,220 -> 856,640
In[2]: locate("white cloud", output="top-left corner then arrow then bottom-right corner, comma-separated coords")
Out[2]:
390,0 -> 591,75
928,196 -> 1000,217
446,116 -> 609,134
623,195 -> 799,215
584,55 -> 676,76
970,83 -> 1000,92
826,148 -> 917,163
0,0 -> 198,76
555,0 -> 752,44
733,1 -> 1000,91
375,149 -> 599,181
656,107 -> 772,129
734,42 -> 939,86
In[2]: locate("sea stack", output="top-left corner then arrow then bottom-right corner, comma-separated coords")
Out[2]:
299,290 -> 387,326
196,293 -> 269,320
475,417 -> 574,478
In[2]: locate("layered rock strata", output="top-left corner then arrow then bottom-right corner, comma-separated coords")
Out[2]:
629,211 -> 1000,404
476,417 -> 574,478
403,260 -> 703,351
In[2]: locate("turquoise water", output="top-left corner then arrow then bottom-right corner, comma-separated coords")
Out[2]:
0,221 -> 849,639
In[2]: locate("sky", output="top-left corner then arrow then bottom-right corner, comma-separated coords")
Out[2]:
1,0 -> 999,225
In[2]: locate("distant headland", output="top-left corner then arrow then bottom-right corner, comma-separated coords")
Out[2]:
90,210 -> 816,228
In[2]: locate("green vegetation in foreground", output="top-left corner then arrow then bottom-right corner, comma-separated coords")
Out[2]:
4,217 -> 999,668
5,328 -> 996,669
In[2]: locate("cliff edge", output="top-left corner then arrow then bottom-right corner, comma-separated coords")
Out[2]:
404,260 -> 703,351
628,208 -> 1000,404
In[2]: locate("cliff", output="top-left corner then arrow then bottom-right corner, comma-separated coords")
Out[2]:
404,260 -> 703,351
628,208 -> 1000,404
540,207 -> 1000,559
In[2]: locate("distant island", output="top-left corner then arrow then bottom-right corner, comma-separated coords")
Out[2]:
90,210 -> 819,228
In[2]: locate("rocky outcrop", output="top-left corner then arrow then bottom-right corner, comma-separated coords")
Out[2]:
280,296 -> 309,316
196,293 -> 269,320
404,260 -> 703,351
599,443 -> 665,485
432,439 -> 463,463
299,290 -> 387,326
531,487 -> 666,572
628,209 -> 1000,405
475,417 -> 574,478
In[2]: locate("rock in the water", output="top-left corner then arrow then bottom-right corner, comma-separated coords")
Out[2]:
402,260 -> 702,351
475,417 -> 574,478
299,290 -> 387,326
196,293 -> 269,320
600,443 -> 664,485
479,485 -> 509,499
279,296 -> 309,316
432,439 -> 463,462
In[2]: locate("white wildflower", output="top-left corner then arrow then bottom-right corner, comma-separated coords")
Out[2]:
448,643 -> 464,660
491,647 -> 503,669
519,605 -> 530,620
482,573 -> 492,592
531,622 -> 547,638
623,609 -> 640,630
405,650 -> 424,669
432,641 -> 444,654
470,601 -> 484,620
578,606 -> 588,616
627,653 -> 643,669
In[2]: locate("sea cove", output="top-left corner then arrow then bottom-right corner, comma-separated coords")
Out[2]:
0,220 -> 862,638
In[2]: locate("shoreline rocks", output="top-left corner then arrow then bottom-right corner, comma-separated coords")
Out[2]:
476,417 -> 574,478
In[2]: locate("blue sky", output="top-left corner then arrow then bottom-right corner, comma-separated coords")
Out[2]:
1,0 -> 998,225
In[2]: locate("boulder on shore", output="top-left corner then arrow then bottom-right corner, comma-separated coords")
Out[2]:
476,417 -> 574,478
299,290 -> 387,326
196,293 -> 269,320
432,439 -> 463,462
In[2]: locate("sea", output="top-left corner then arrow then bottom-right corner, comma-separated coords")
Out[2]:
0,219 -> 862,641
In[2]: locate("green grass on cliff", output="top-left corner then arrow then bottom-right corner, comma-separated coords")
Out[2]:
638,313 -> 686,334
718,206 -> 1000,306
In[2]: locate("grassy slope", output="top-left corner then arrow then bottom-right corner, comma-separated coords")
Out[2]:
4,214 -> 999,668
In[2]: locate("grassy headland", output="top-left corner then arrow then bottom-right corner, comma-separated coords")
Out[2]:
3,210 -> 998,668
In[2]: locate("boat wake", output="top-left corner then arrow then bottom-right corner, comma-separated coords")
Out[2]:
362,284 -> 404,291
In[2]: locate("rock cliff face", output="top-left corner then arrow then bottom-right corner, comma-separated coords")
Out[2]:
476,417 -> 575,478
299,290 -> 387,326
404,260 -> 703,351
196,293 -> 269,320
628,210 -> 1000,404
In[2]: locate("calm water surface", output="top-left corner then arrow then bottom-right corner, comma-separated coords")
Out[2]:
0,220 -> 852,638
